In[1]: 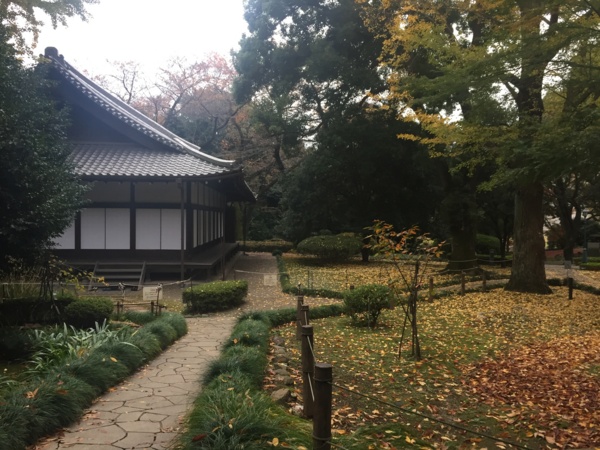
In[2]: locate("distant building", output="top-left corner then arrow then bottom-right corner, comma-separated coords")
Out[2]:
44,47 -> 254,284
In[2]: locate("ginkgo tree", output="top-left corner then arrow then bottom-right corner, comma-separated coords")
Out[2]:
359,0 -> 600,294
367,220 -> 445,360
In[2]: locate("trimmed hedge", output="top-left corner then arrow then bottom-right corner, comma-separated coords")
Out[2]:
0,312 -> 187,449
296,234 -> 363,261
240,240 -> 294,254
63,297 -> 114,329
183,280 -> 248,314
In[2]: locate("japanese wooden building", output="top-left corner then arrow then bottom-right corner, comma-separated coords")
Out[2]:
44,47 -> 254,283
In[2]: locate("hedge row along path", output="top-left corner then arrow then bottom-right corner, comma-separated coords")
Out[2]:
34,253 -> 335,450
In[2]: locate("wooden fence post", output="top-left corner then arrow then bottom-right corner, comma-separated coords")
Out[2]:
151,300 -> 155,315
296,295 -> 304,340
428,276 -> 434,302
460,272 -> 466,296
568,277 -> 574,300
313,363 -> 333,450
301,324 -> 315,418
482,271 -> 487,291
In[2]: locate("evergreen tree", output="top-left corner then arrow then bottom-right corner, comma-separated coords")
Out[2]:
0,26 -> 85,272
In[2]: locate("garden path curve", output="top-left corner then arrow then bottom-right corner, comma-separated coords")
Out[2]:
33,253 -> 304,450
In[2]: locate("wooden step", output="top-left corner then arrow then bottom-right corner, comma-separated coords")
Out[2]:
89,261 -> 146,291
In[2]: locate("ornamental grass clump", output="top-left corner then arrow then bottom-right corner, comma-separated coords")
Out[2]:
0,373 -> 97,449
159,312 -> 188,338
202,346 -> 267,388
144,321 -> 178,348
184,377 -> 284,450
0,312 -> 187,449
224,318 -> 270,353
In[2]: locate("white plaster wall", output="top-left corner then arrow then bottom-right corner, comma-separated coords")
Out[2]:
161,209 -> 182,250
105,209 -> 130,249
81,209 -> 106,249
53,222 -> 75,249
136,209 -> 161,250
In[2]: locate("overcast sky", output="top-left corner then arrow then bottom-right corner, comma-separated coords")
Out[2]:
34,0 -> 248,76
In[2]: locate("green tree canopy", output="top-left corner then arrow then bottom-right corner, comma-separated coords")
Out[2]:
0,25 -> 86,272
360,0 -> 600,293
279,106 -> 441,242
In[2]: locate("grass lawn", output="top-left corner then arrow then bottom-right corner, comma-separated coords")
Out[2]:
273,286 -> 600,449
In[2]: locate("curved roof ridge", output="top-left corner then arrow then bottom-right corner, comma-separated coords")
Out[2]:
43,47 -> 235,168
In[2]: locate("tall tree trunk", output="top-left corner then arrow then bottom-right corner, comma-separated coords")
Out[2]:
446,226 -> 478,272
506,182 -> 551,293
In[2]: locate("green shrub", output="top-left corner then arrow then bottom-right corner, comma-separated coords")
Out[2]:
63,297 -> 113,329
0,327 -> 33,360
296,234 -> 362,261
240,240 -> 294,254
183,280 -> 248,314
476,234 -> 501,255
203,346 -> 267,388
343,284 -> 391,327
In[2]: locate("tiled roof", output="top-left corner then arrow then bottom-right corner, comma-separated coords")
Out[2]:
43,47 -> 235,170
72,142 -> 231,178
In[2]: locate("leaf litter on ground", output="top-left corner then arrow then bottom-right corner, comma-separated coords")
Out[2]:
272,285 -> 600,449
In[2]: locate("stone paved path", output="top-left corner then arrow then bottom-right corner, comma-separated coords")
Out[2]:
34,316 -> 236,450
33,253 -> 287,450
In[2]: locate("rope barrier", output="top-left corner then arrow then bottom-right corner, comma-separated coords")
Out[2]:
331,382 -> 531,449
307,337 -> 317,362
234,269 -> 284,276
307,372 -> 316,402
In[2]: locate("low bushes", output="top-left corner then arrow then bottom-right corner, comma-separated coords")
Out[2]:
0,312 -> 187,450
63,297 -> 114,329
296,234 -> 363,261
183,280 -> 248,314
343,284 -> 391,327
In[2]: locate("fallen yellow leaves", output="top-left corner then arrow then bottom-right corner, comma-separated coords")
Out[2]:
273,284 -> 600,448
